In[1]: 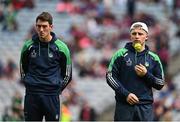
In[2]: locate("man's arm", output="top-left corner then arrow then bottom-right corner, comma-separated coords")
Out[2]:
20,40 -> 33,80
60,57 -> 72,92
143,60 -> 165,90
106,49 -> 130,98
55,40 -> 72,92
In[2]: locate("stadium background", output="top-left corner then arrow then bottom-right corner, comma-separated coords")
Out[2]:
0,0 -> 180,121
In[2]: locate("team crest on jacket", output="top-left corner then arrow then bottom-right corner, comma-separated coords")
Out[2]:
48,52 -> 53,58
145,62 -> 149,67
31,50 -> 37,58
126,58 -> 132,66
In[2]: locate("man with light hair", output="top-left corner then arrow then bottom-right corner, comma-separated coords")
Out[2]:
106,22 -> 165,121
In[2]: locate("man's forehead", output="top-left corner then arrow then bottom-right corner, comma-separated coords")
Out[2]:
36,20 -> 50,25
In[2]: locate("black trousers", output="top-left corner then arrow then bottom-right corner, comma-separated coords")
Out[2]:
114,102 -> 153,121
24,94 -> 60,121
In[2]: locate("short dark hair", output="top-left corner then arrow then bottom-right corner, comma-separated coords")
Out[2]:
36,12 -> 53,25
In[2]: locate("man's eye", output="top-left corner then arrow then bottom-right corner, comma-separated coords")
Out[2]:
132,33 -> 137,35
42,25 -> 47,28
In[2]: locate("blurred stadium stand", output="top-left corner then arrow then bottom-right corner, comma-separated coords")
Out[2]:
0,0 -> 180,121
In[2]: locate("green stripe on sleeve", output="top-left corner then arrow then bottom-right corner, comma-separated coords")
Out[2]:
20,40 -> 33,61
20,40 -> 33,76
20,40 -> 33,55
55,39 -> 71,65
148,51 -> 164,77
108,48 -> 128,71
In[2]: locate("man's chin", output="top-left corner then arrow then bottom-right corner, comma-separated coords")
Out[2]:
39,36 -> 45,40
39,34 -> 45,38
39,35 -> 44,37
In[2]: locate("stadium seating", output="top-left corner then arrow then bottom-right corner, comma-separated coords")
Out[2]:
0,0 -> 180,121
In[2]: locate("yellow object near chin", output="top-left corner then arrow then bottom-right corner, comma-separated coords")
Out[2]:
134,43 -> 142,52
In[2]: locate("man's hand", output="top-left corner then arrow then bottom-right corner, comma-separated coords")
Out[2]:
126,93 -> 139,105
135,63 -> 147,77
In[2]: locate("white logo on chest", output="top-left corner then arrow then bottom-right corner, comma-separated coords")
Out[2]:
31,50 -> 37,58
126,58 -> 132,66
48,52 -> 53,58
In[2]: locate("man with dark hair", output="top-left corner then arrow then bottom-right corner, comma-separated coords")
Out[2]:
20,12 -> 72,121
106,22 -> 165,121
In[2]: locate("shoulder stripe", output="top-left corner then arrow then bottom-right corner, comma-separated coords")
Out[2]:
148,51 -> 160,61
55,39 -> 71,65
108,48 -> 128,71
148,51 -> 164,77
20,40 -> 33,56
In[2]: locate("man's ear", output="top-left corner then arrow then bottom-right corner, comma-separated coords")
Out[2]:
50,24 -> 53,29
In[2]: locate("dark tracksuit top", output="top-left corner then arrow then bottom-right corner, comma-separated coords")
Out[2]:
20,32 -> 72,95
106,42 -> 165,104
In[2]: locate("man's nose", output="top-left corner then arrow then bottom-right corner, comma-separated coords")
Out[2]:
135,34 -> 139,38
40,27 -> 43,31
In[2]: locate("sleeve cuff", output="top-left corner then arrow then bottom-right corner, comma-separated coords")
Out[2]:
124,90 -> 130,98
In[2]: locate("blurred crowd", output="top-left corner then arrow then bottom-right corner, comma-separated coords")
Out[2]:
0,0 -> 35,32
0,0 -> 180,121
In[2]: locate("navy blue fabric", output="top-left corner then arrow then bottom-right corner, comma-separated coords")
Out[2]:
114,102 -> 153,121
23,32 -> 63,95
107,42 -> 164,104
24,94 -> 60,121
